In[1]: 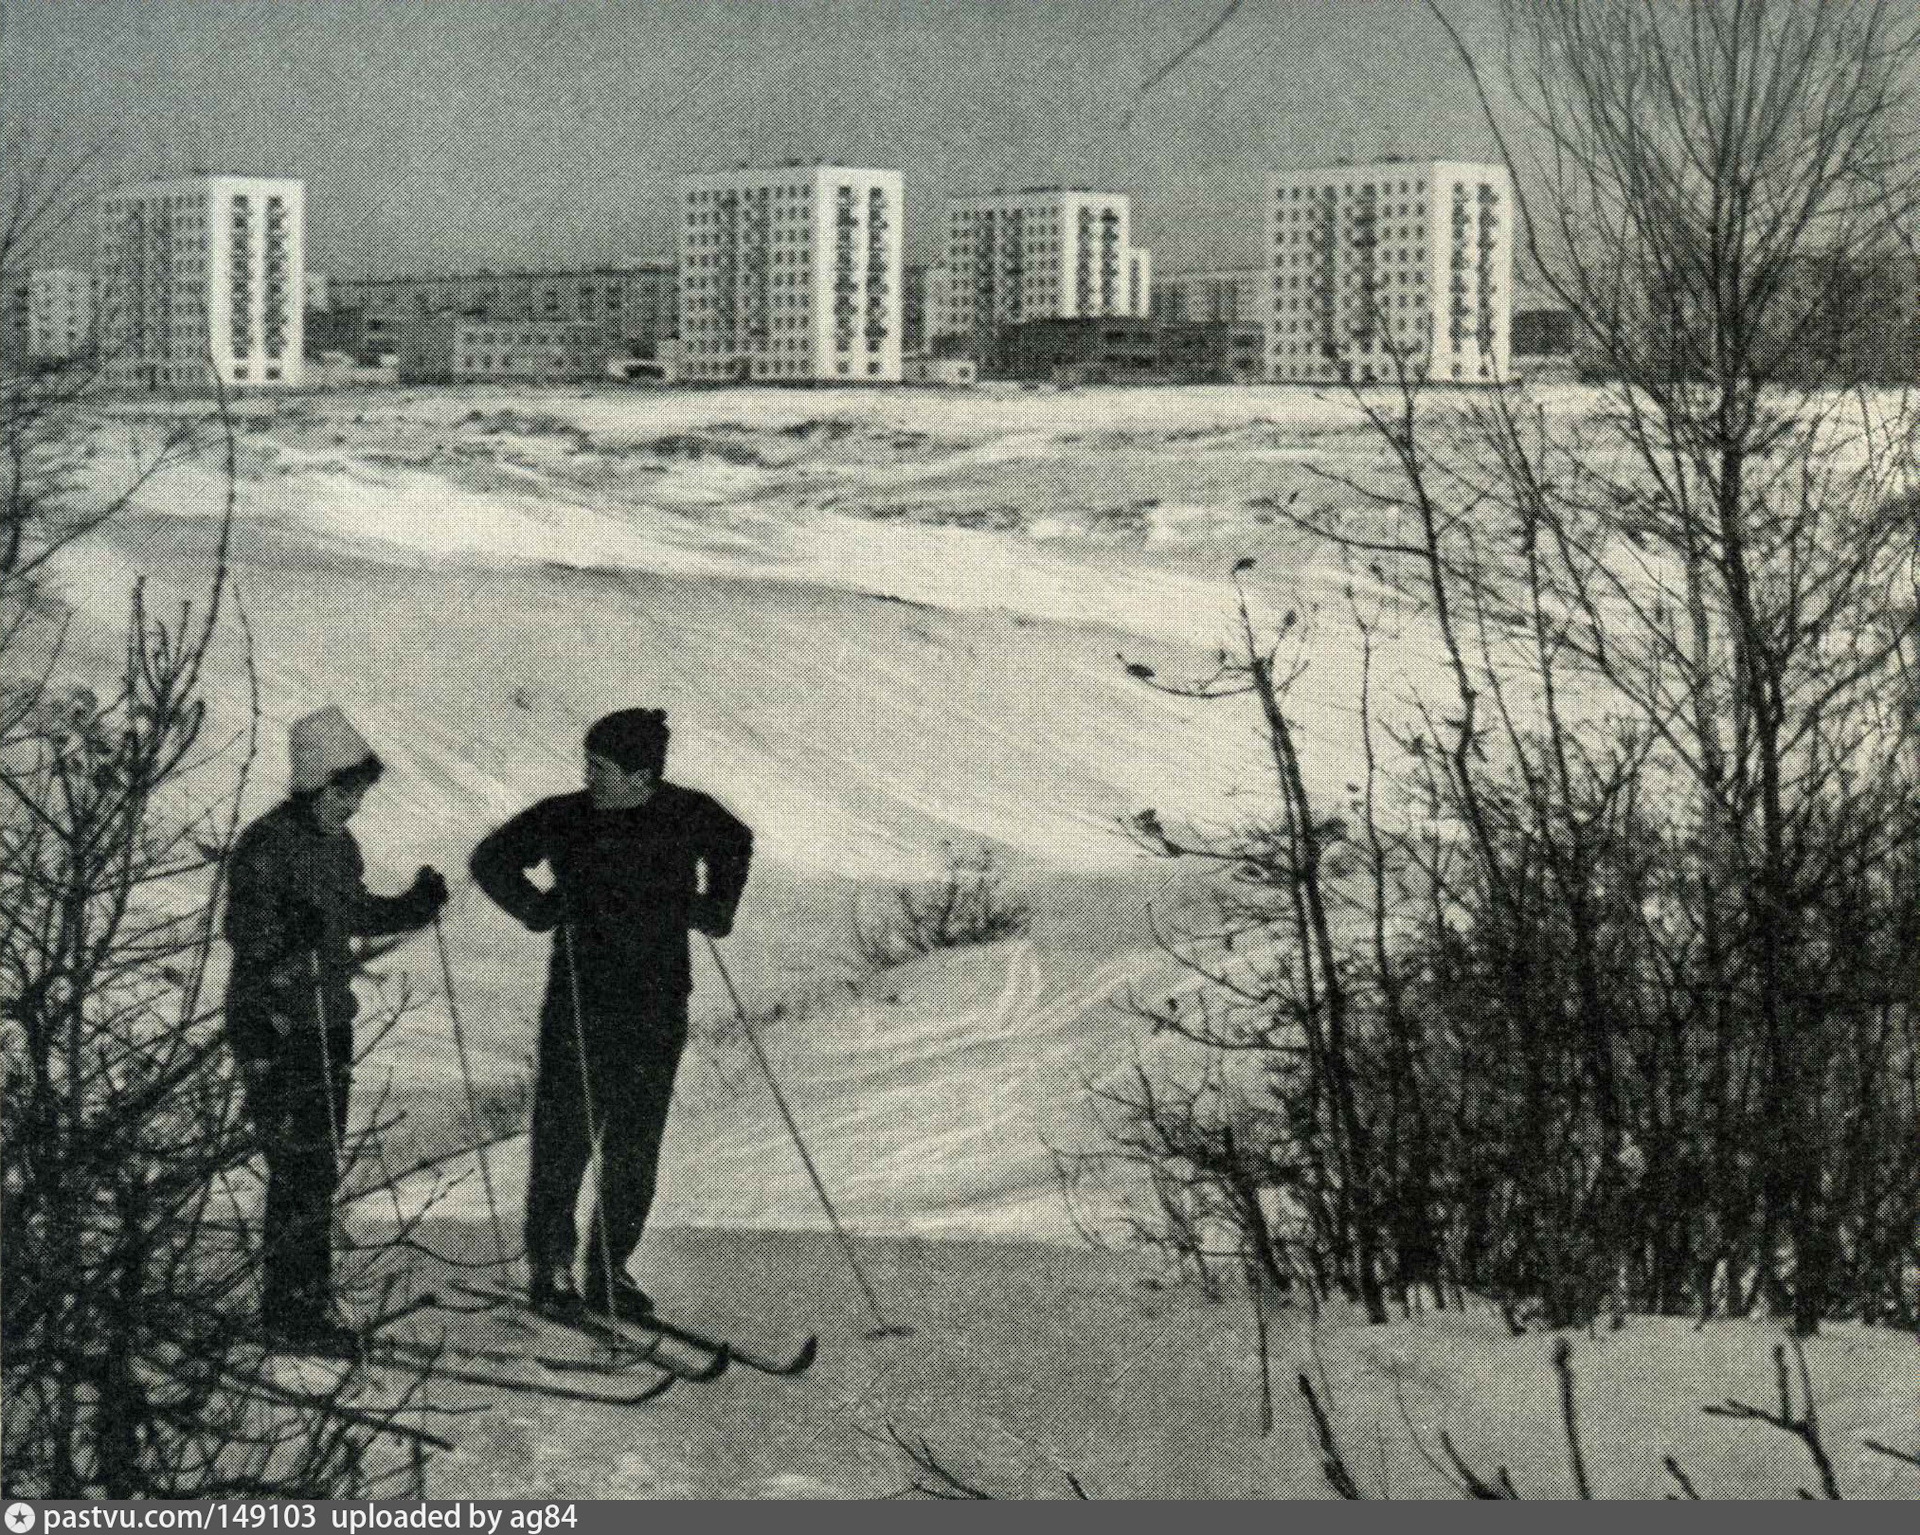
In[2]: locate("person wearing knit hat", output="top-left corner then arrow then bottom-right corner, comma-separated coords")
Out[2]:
223,706 -> 449,1358
471,707 -> 752,1323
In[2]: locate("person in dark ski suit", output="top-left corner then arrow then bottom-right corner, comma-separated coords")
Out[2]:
470,708 -> 752,1321
224,706 -> 448,1356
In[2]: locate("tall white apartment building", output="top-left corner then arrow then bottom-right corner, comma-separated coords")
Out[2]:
942,188 -> 1150,336
97,175 -> 305,390
678,164 -> 903,383
1266,160 -> 1511,384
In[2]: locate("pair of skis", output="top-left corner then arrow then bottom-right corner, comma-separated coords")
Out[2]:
451,1280 -> 818,1383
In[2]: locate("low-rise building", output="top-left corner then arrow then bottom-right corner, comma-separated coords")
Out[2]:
399,314 -> 602,384
992,316 -> 1264,384
903,355 -> 978,386
1158,320 -> 1265,383
995,316 -> 1160,383
335,265 -> 677,363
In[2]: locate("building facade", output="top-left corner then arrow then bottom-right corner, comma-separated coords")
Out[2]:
942,188 -> 1150,341
1158,320 -> 1264,383
14,269 -> 96,362
1153,266 -> 1264,325
677,164 -> 903,384
331,265 -> 677,362
921,264 -> 957,345
399,314 -> 602,384
97,175 -> 305,390
994,316 -> 1261,384
1266,160 -> 1512,384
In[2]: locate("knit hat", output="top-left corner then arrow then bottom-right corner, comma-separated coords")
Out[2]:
289,705 -> 376,794
584,708 -> 670,774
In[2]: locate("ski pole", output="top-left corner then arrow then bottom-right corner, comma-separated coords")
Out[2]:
701,932 -> 910,1339
562,918 -> 622,1312
433,911 -> 514,1276
311,948 -> 344,1169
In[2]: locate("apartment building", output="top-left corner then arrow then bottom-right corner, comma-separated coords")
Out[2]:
1153,266 -> 1264,326
678,164 -> 904,383
1266,159 -> 1512,384
920,264 -> 957,345
942,188 -> 1150,339
97,175 -> 305,390
11,269 -> 96,362
331,265 -> 677,362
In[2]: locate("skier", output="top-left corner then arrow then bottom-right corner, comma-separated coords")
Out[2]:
224,706 -> 449,1356
470,708 -> 752,1323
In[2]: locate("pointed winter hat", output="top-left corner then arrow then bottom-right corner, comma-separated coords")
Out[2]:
289,705 -> 376,793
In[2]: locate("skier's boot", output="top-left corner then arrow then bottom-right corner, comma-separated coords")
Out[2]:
528,1266 -> 584,1320
587,1276 -> 654,1326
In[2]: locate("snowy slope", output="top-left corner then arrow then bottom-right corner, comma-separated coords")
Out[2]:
50,384 -> 1452,1240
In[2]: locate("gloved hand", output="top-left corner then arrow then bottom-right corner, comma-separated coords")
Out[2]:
411,865 -> 449,915
690,894 -> 734,939
524,890 -> 564,934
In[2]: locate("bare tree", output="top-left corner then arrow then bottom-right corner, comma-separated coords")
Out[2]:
0,152 -> 471,1497
1107,0 -> 1920,1339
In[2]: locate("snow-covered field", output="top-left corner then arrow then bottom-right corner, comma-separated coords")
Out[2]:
40,382 -> 1920,1498
48,382 -> 1465,1242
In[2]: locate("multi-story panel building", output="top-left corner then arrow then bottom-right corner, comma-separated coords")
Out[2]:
97,175 -> 305,390
2,282 -> 25,366
332,265 -> 678,362
17,269 -> 96,361
1127,248 -> 1152,323
921,264 -> 957,345
1153,266 -> 1265,325
678,164 -> 903,383
903,263 -> 930,353
942,188 -> 1150,340
1266,160 -> 1512,384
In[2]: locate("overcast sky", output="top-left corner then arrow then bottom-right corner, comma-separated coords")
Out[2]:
3,0 -> 1506,277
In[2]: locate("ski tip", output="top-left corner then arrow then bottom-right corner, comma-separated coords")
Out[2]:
779,1335 -> 819,1375
679,1343 -> 730,1383
635,1371 -> 676,1404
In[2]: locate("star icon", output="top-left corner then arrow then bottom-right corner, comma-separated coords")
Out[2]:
6,1504 -> 36,1533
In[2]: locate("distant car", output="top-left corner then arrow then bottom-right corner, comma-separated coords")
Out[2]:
608,358 -> 672,385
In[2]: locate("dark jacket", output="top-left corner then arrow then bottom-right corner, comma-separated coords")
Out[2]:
469,784 -> 752,1014
223,800 -> 441,1066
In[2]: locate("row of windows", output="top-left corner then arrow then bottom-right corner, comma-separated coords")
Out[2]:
689,356 -> 890,378
1272,179 -> 1440,198
457,354 -> 591,370
686,184 -> 822,203
453,329 -> 587,346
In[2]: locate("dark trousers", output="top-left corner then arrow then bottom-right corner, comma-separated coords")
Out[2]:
524,992 -> 687,1299
252,1043 -> 352,1326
